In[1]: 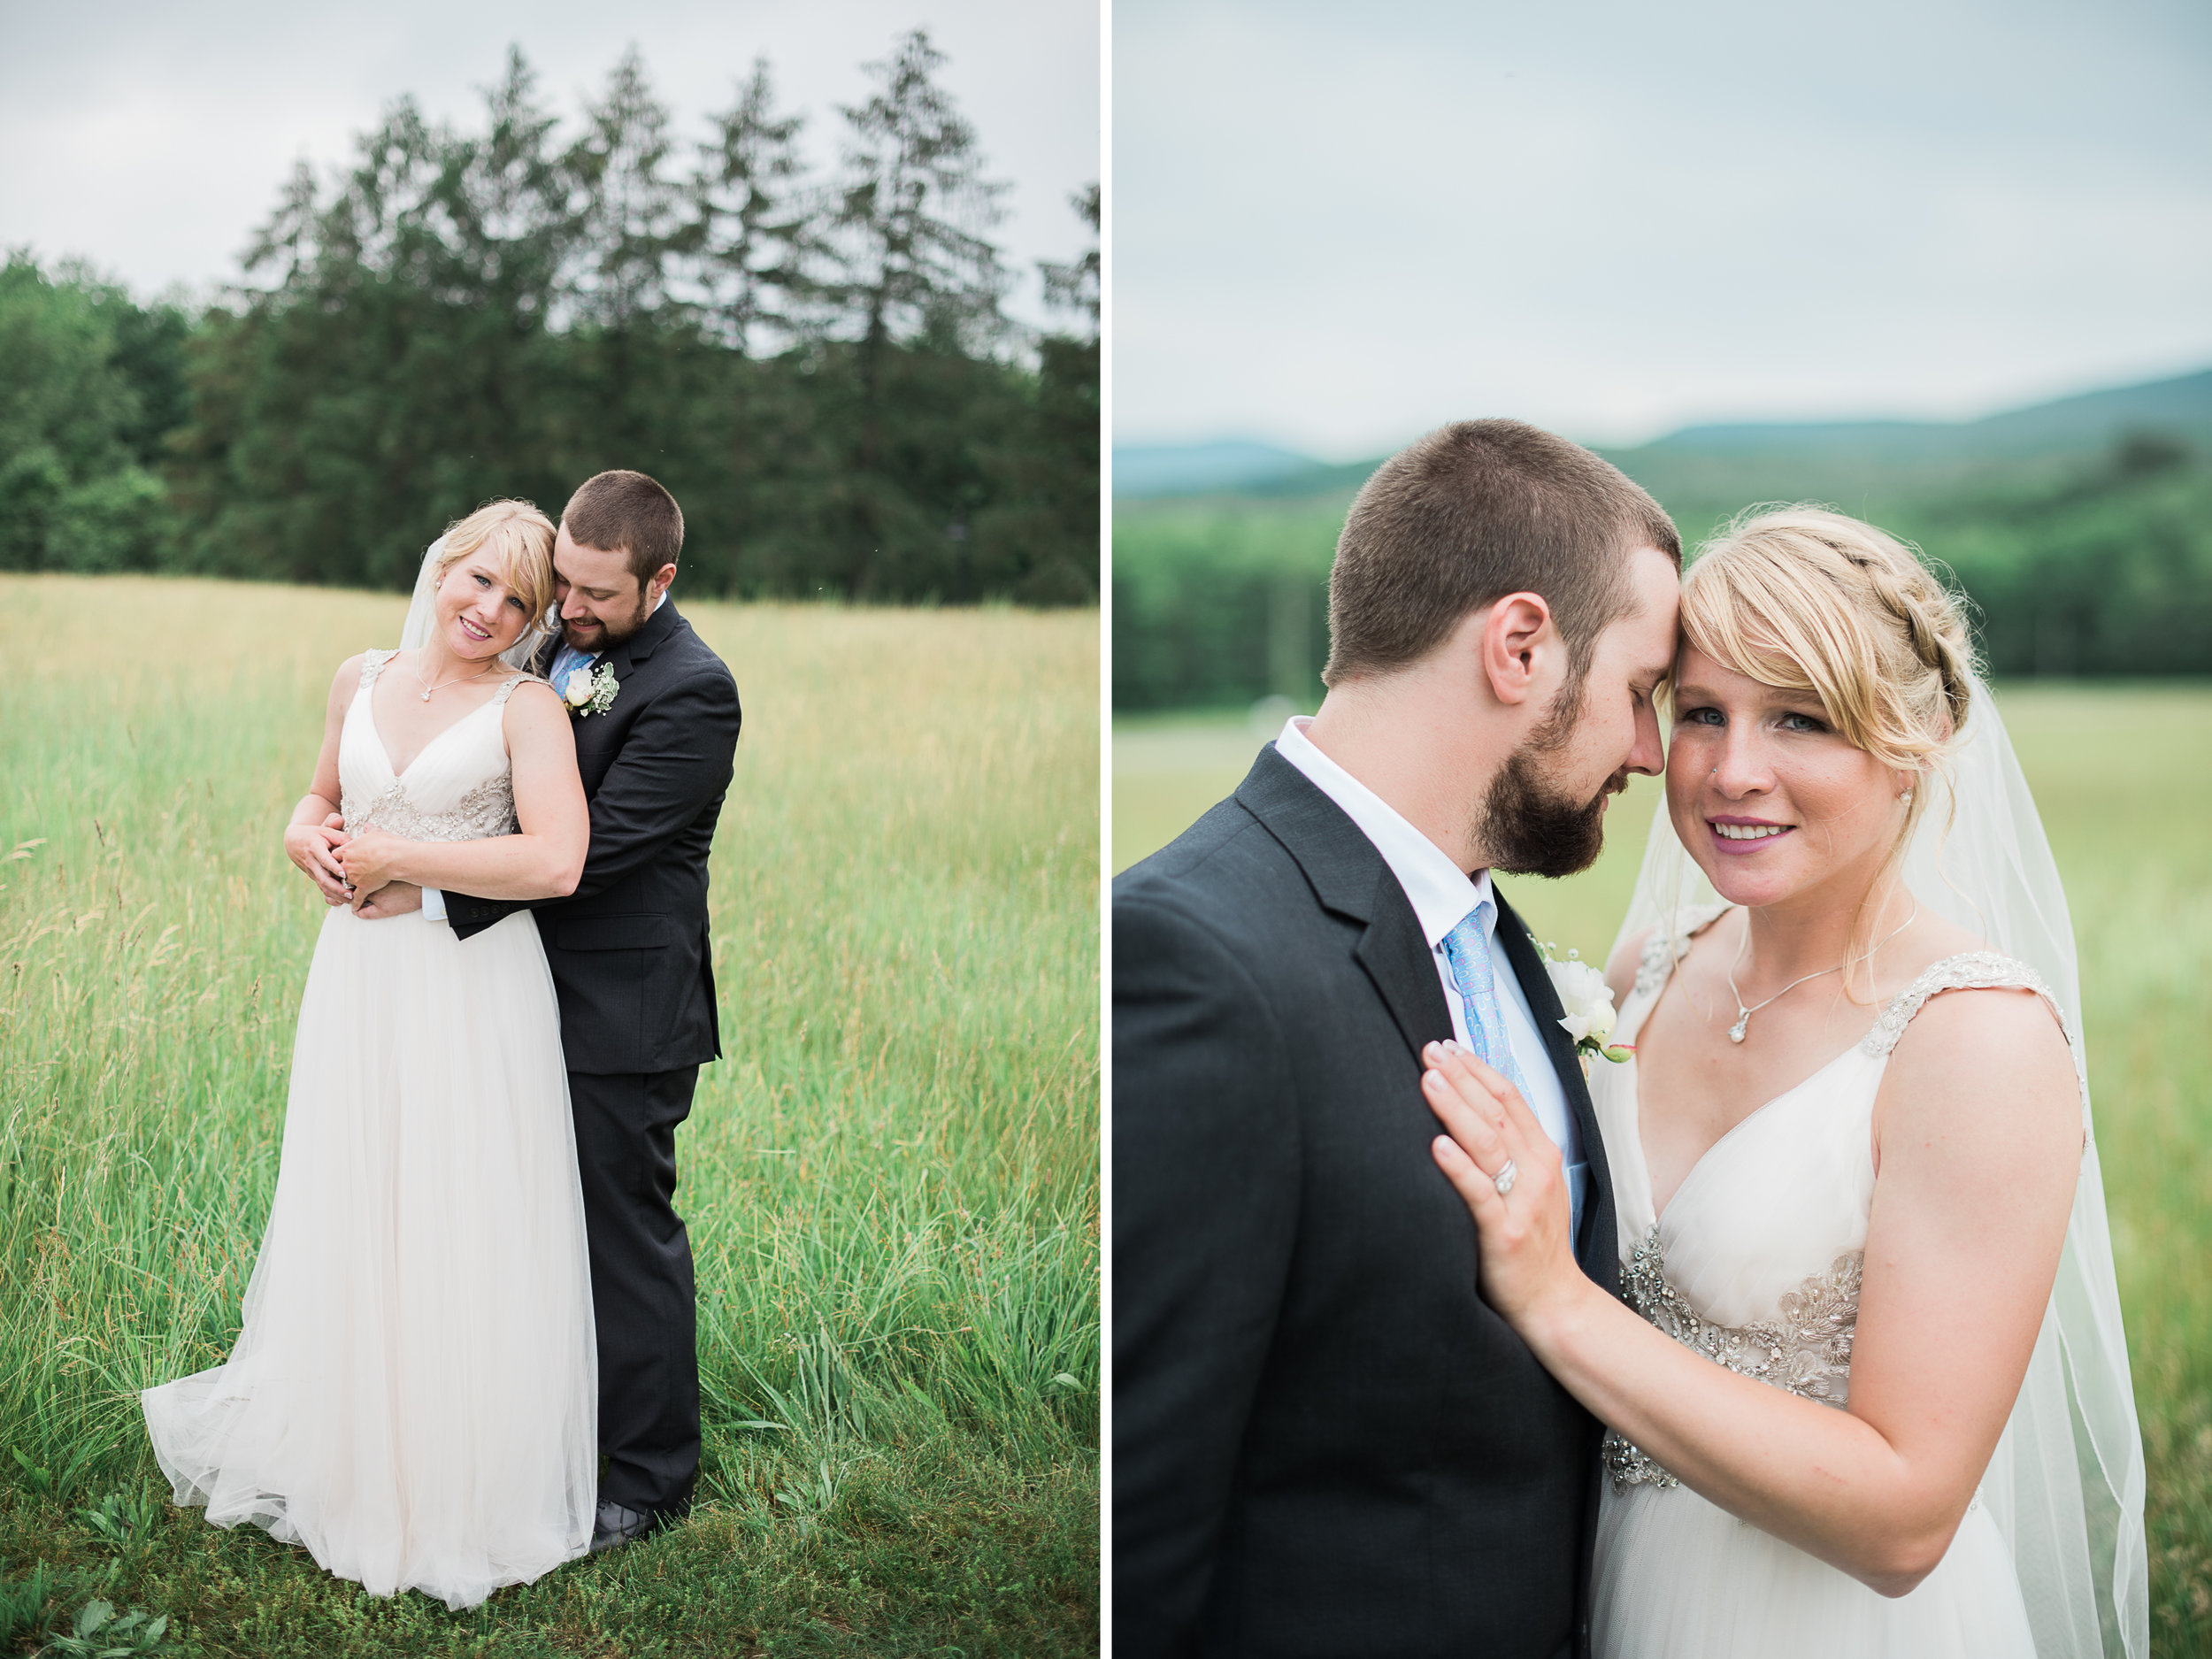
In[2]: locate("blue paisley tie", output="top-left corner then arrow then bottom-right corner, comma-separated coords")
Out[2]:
1440,899 -> 1586,1241
1439,900 -> 1532,1102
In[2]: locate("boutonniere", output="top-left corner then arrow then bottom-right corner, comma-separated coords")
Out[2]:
1537,940 -> 1633,1068
561,662 -> 619,718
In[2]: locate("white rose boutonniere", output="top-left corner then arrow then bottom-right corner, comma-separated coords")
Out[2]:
1539,941 -> 1633,1069
564,662 -> 619,718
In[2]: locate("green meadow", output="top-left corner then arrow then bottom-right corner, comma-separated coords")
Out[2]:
1118,685 -> 2212,1653
0,573 -> 1099,1656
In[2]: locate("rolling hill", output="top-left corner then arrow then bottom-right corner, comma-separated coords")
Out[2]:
1114,365 -> 2212,506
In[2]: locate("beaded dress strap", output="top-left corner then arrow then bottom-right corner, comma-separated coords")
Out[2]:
357,648 -> 399,688
1631,901 -> 1732,1002
490,672 -> 532,707
1859,952 -> 2063,1058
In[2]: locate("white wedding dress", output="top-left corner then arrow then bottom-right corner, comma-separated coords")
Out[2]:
1586,909 -> 2054,1657
142,649 -> 597,1610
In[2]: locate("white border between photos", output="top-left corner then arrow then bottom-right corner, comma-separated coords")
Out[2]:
1095,0 -> 1116,1649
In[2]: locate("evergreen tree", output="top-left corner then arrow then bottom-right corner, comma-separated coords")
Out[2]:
690,60 -> 818,355
974,185 -> 1101,603
563,49 -> 684,331
828,30 -> 1008,370
1040,182 -> 1101,329
820,30 -> 1011,595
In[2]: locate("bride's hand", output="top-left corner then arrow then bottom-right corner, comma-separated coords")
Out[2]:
1423,1041 -> 1581,1328
286,812 -> 352,905
337,828 -> 407,903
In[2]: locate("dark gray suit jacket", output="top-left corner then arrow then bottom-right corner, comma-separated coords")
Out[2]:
448,601 -> 741,1077
1113,744 -> 1619,1659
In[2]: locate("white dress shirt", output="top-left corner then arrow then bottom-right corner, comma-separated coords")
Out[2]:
1273,717 -> 1589,1236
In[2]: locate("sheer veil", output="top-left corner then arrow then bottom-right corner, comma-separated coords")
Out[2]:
398,534 -> 554,668
1612,675 -> 2147,1658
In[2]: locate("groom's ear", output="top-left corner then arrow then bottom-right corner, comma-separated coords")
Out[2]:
1478,592 -> 1558,709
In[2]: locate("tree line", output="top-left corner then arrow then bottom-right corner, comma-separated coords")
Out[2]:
1,32 -> 1099,606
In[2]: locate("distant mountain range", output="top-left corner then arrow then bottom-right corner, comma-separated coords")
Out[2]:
1110,439 -> 1320,498
1114,365 -> 2212,502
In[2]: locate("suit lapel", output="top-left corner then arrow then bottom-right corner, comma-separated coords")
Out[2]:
1491,887 -> 1617,1279
1354,864 -> 1455,1060
1236,747 -> 1453,1062
603,630 -> 639,687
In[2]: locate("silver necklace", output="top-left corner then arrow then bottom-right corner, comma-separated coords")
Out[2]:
1724,902 -> 1920,1043
411,654 -> 499,703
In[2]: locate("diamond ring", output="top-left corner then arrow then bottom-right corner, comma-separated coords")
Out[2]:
1493,1159 -> 1517,1196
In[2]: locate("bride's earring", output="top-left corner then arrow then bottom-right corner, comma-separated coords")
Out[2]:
1901,788 -> 1913,806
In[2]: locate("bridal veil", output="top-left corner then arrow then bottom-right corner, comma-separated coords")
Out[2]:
1611,674 -> 2149,1659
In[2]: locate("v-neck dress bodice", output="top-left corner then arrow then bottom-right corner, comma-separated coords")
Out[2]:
339,649 -> 526,841
1584,906 -> 2061,1658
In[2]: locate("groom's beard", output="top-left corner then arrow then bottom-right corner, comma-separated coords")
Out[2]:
562,590 -> 652,653
1479,674 -> 1624,879
1481,751 -> 1619,879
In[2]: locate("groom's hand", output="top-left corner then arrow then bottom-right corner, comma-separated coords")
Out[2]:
354,881 -> 424,920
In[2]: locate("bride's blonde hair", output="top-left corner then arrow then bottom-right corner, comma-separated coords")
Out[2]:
1678,506 -> 1978,967
433,499 -> 557,628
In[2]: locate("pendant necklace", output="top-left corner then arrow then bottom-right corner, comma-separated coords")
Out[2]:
1724,902 -> 1920,1043
412,654 -> 498,703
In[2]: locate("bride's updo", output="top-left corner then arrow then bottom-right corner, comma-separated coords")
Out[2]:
1678,507 -> 1978,925
433,499 -> 558,634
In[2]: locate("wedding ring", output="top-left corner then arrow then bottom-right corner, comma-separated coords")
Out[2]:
1493,1159 -> 1517,1196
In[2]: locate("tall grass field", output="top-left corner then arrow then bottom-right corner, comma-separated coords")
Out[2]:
0,574 -> 1099,1656
1118,686 -> 2212,1653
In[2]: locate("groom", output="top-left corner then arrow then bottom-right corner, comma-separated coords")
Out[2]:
354,469 -> 742,1553
1114,421 -> 1679,1657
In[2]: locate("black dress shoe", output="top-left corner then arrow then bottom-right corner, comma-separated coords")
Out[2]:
588,1500 -> 659,1554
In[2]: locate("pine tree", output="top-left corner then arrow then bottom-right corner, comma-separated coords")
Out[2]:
1040,183 -> 1101,332
561,49 -> 683,331
690,60 -> 817,356
820,30 -> 1011,595
829,29 -> 1009,382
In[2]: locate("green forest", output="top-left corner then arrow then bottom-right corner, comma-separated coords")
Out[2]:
1114,374 -> 2212,710
2,32 -> 1099,607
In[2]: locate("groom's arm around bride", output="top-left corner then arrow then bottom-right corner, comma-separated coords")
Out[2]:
1113,422 -> 1681,1657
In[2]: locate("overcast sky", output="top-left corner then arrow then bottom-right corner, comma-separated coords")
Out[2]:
1116,0 -> 2212,456
0,0 -> 1098,329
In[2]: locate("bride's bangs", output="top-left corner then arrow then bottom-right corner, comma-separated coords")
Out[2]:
1680,506 -> 1967,778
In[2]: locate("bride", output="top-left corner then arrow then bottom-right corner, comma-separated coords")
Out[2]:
142,500 -> 597,1610
1421,510 -> 2147,1657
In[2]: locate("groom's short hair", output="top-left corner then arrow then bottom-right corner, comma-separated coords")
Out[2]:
1321,420 -> 1678,688
563,470 -> 685,587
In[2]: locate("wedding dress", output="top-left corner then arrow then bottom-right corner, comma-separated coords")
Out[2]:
142,649 -> 596,1609
1587,918 -> 2047,1655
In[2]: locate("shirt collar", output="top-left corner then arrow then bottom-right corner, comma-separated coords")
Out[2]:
1273,716 -> 1494,949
